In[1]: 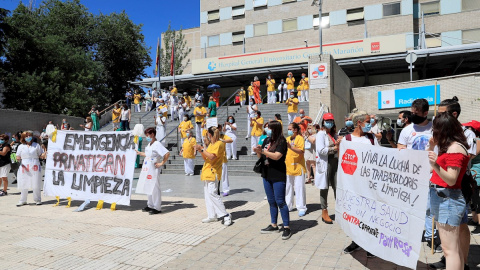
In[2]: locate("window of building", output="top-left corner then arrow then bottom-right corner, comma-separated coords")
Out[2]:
462,28 -> 480,43
254,23 -> 268,36
347,8 -> 364,26
420,1 -> 440,16
283,0 -> 296,3
207,10 -> 220,22
232,31 -> 245,43
283,18 -> 297,32
425,34 -> 441,48
232,5 -> 245,17
462,0 -> 480,11
208,35 -> 219,47
253,0 -> 268,8
383,2 -> 401,17
313,14 -> 330,28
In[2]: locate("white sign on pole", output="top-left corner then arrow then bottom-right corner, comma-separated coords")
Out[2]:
336,140 -> 430,269
309,63 -> 328,89
44,130 -> 137,206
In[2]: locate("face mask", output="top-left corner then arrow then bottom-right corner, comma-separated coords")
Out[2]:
146,137 -> 152,142
396,119 -> 404,127
289,75 -> 292,78
159,103 -> 164,106
26,137 -> 33,143
12,138 -> 16,142
324,122 -> 334,129
302,76 -> 305,79
265,128 -> 272,137
281,81 -> 284,84
411,114 -> 427,124
268,76 -> 271,79
229,119 -> 233,123
43,129 -> 46,132
287,130 -> 294,136
370,118 -> 375,124
186,132 -> 190,137
362,123 -> 372,133
300,114 -> 304,117
0,140 -> 4,144
345,120 -> 353,127
63,121 -> 66,123
184,117 -> 188,121
196,103 -> 200,107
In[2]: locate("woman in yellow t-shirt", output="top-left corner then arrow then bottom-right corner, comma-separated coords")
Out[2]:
239,87 -> 246,107
247,82 -> 254,104
194,126 -> 232,226
134,91 -> 142,112
297,73 -> 309,102
286,72 -> 295,99
181,129 -> 196,176
285,122 -> 307,217
178,114 -> 193,145
250,111 -> 264,155
112,103 -> 122,131
266,74 -> 276,104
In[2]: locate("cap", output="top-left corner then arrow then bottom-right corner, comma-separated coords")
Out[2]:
323,113 -> 334,121
463,120 -> 480,133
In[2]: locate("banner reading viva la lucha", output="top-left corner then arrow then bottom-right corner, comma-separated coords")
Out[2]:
44,130 -> 137,206
336,140 -> 430,269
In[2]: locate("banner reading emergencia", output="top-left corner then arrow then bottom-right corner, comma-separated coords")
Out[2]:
336,140 -> 430,269
44,130 -> 137,206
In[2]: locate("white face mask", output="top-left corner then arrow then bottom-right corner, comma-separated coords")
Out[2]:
184,117 -> 188,121
397,119 -> 404,127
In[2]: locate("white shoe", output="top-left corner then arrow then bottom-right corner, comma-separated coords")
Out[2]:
202,217 -> 217,223
185,173 -> 189,176
189,174 -> 194,176
36,202 -> 42,205
16,202 -> 27,207
223,213 -> 232,226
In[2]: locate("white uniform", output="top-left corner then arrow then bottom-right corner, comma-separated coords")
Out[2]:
278,83 -> 288,102
170,96 -> 178,120
144,141 -> 169,211
16,143 -> 43,203
225,123 -> 237,159
178,103 -> 186,123
247,104 -> 256,139
156,116 -> 167,146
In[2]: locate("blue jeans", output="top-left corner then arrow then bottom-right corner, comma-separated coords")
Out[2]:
263,178 -> 290,227
424,190 -> 437,240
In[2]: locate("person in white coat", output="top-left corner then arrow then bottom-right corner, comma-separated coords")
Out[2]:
155,113 -> 167,147
224,116 -> 238,160
246,98 -> 258,139
136,127 -> 170,215
169,94 -> 179,121
313,113 -> 338,224
16,131 -> 45,206
278,79 -> 288,103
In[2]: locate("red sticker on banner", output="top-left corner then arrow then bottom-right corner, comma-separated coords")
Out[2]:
341,149 -> 358,175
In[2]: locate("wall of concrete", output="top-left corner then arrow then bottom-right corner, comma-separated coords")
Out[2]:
352,72 -> 480,123
0,109 -> 85,136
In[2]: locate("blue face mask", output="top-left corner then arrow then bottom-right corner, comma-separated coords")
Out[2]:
186,132 -> 190,137
287,130 -> 294,137
265,128 -> 272,137
12,138 -> 16,142
370,118 -> 375,124
229,119 -> 233,123
25,137 -> 33,143
146,137 -> 152,142
362,123 -> 372,133
324,122 -> 334,129
0,140 -> 4,144
345,120 -> 354,127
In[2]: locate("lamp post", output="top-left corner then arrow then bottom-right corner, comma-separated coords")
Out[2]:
311,0 -> 323,55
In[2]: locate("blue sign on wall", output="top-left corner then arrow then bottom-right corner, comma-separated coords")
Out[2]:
378,85 -> 441,109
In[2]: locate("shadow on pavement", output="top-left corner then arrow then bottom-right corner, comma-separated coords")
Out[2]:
306,203 -> 322,214
349,247 -> 431,269
231,210 -> 255,220
468,244 -> 480,268
228,188 -> 255,195
290,219 -> 319,234
224,200 -> 248,209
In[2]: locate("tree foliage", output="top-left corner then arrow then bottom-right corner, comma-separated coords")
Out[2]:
1,0 -> 151,116
159,22 -> 191,77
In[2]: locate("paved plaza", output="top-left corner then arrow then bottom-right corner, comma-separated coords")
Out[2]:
1,173 -> 479,270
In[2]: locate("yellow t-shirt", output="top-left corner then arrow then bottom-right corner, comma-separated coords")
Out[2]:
184,96 -> 192,106
171,87 -> 178,96
286,77 -> 295,90
248,86 -> 254,97
239,90 -> 246,101
201,140 -> 225,181
266,79 -> 276,92
112,108 -> 121,123
251,117 -> 264,137
220,134 -> 231,164
182,137 -> 197,159
202,128 -> 208,138
285,135 -> 306,176
134,94 -> 141,104
157,105 -> 168,117
287,98 -> 299,113
194,107 -> 207,123
178,121 -> 193,138
298,77 -> 309,91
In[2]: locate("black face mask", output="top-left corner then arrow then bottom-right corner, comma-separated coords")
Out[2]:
411,114 -> 427,124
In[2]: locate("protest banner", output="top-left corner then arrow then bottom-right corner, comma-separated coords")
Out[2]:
336,140 -> 430,269
44,130 -> 137,206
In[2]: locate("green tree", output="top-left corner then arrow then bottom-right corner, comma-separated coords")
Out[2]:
159,22 -> 191,77
0,8 -> 10,58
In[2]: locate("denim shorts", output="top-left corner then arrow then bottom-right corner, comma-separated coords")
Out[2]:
429,187 -> 467,226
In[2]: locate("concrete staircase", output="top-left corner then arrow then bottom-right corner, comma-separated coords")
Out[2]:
100,102 -> 310,176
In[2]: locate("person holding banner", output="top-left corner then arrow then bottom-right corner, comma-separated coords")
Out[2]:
428,112 -> 471,270
181,129 -> 196,176
178,114 -> 193,145
136,128 -> 170,215
250,111 -> 264,156
194,126 -> 232,226
15,131 -> 45,206
80,117 -> 93,131
155,111 -> 167,147
285,122 -> 307,217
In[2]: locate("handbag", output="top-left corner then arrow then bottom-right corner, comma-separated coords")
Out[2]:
461,170 -> 477,204
253,157 -> 264,174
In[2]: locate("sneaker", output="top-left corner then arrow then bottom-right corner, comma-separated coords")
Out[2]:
471,226 -> 480,235
202,217 -> 217,223
16,202 -> 27,207
142,206 -> 153,212
366,252 -> 376,258
429,256 -> 446,269
281,228 -> 292,240
12,180 -> 17,184
427,238 -> 443,253
189,173 -> 194,176
261,225 -> 279,234
0,190 -> 7,196
223,192 -> 229,197
185,173 -> 189,176
344,242 -> 360,254
223,213 -> 232,226
35,202 -> 42,205
149,209 -> 161,215
467,219 -> 479,226
298,210 -> 306,217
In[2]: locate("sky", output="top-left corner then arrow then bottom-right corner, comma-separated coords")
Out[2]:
0,0 -> 200,79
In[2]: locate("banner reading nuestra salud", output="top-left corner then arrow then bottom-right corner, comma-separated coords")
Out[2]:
336,140 -> 430,269
44,130 -> 137,206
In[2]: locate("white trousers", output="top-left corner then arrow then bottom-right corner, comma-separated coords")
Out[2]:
288,113 -> 298,124
20,188 -> 41,203
282,89 -> 289,102
221,163 -> 230,193
184,159 -> 194,175
156,126 -> 166,147
195,123 -> 203,144
286,173 -> 307,212
240,100 -> 245,106
251,136 -> 259,154
301,90 -> 309,102
170,106 -> 178,120
147,176 -> 162,211
267,91 -> 276,104
178,110 -> 185,123
204,181 -> 228,219
247,118 -> 252,138
144,101 -> 152,112
226,139 -> 237,159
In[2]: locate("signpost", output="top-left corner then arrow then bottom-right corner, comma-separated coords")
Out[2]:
406,52 -> 417,82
